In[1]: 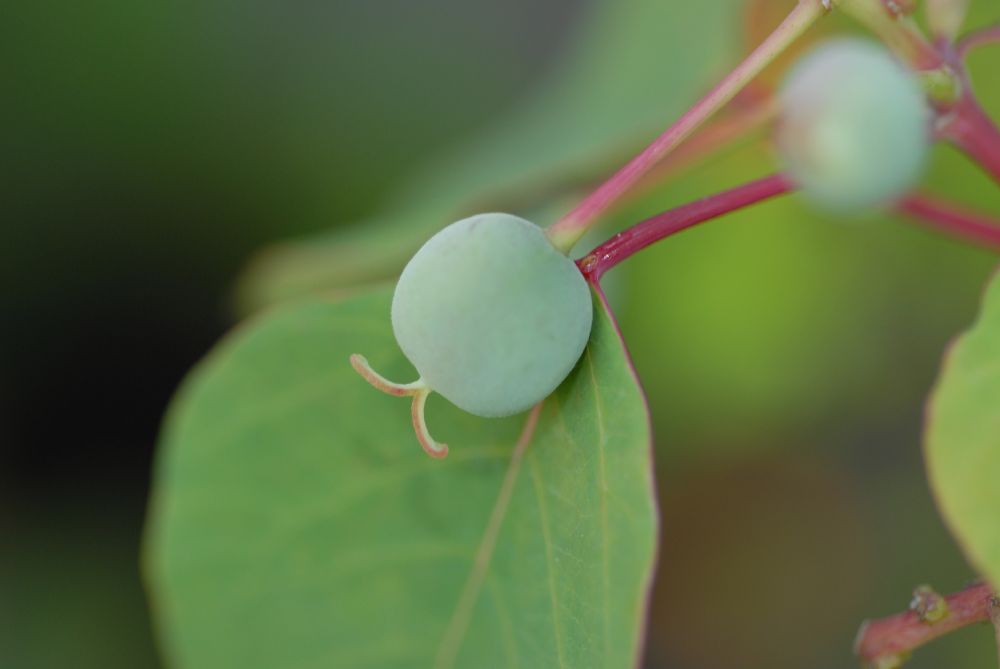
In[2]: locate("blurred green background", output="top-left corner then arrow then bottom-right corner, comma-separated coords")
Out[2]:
3,0 -> 1000,667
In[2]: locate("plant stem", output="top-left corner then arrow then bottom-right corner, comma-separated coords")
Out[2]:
854,582 -> 996,666
957,24 -> 1000,58
577,173 -> 793,282
897,193 -> 1000,250
839,0 -> 941,69
635,97 -> 777,194
470,95 -> 775,221
940,91 -> 1000,185
545,0 -> 825,253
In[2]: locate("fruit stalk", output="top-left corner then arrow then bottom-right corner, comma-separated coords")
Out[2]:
838,0 -> 941,68
943,92 -> 1000,185
577,173 -> 793,282
546,0 -> 826,252
897,193 -> 1000,250
957,24 -> 1000,57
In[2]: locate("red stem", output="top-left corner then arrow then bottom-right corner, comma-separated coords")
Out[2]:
897,193 -> 1000,250
546,0 -> 824,250
957,24 -> 1000,58
577,173 -> 793,282
854,582 -> 996,664
941,93 -> 1000,185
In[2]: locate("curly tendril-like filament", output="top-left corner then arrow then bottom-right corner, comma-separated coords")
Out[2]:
409,388 -> 448,459
349,354 -> 425,396
349,354 -> 449,458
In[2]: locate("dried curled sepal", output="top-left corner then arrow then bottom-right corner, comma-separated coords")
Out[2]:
349,354 -> 426,396
349,354 -> 448,458
410,388 -> 448,459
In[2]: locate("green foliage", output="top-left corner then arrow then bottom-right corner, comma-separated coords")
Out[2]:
146,286 -> 657,668
234,0 -> 740,312
925,269 -> 1000,587
233,0 -> 1000,459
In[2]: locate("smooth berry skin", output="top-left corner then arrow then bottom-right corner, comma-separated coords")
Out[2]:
776,38 -> 929,213
391,213 -> 593,417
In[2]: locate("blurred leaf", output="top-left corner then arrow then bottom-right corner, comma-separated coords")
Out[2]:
925,267 -> 1000,587
234,0 -> 741,313
146,286 -> 657,668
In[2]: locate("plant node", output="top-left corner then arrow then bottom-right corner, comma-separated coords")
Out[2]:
909,585 -> 950,623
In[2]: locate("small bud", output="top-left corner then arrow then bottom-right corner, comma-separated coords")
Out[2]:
909,584 -> 950,623
918,66 -> 962,106
927,0 -> 970,42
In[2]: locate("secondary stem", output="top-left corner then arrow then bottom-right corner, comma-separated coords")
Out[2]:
635,97 -> 777,193
897,193 -> 1000,250
942,92 -> 1000,185
854,582 -> 996,665
957,24 -> 1000,58
545,0 -> 825,252
839,0 -> 941,69
577,173 -> 793,282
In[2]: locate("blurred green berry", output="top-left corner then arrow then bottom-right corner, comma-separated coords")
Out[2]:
775,38 -> 929,213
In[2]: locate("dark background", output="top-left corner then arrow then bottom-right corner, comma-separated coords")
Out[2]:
3,0 -> 1000,667
1,1 -> 581,665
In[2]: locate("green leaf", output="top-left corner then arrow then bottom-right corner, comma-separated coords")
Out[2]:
926,268 -> 1000,586
145,285 -> 657,668
233,0 -> 740,313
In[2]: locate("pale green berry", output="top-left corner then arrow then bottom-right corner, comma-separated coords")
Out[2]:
352,213 -> 593,457
393,213 -> 592,415
775,38 -> 929,213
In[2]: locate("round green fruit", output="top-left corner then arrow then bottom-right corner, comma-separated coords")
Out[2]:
775,38 -> 929,213
391,213 -> 593,417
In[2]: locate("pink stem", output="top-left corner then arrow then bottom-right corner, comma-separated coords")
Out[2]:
941,93 -> 1000,185
854,582 -> 996,664
577,173 -> 793,282
897,193 -> 1000,250
634,97 -> 777,192
957,24 -> 1000,58
546,0 -> 824,251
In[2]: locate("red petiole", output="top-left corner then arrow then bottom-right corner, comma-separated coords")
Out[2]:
576,173 -> 793,282
566,0 -> 1000,287
898,193 -> 1000,250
